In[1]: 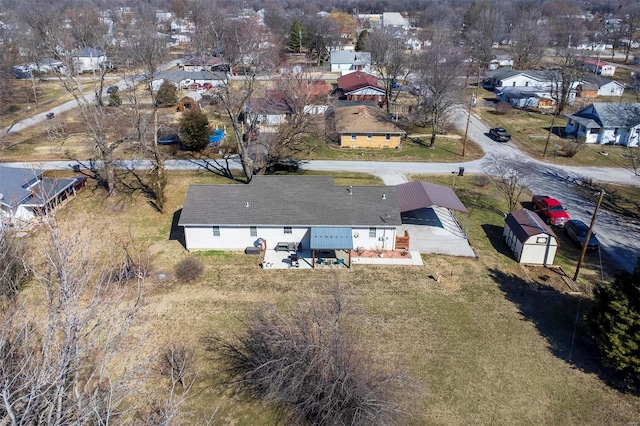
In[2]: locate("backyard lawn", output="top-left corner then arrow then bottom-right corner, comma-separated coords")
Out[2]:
32,169 -> 640,425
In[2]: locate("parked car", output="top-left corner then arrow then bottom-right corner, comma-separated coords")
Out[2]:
489,127 -> 511,142
391,80 -> 400,89
267,158 -> 299,173
532,195 -> 570,226
106,85 -> 119,94
565,219 -> 599,250
198,82 -> 213,90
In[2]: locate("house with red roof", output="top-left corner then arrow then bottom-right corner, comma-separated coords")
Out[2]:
336,71 -> 386,106
576,57 -> 616,76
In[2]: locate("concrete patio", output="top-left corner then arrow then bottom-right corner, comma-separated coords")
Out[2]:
260,249 -> 424,269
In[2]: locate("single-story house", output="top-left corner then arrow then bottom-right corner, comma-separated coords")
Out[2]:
496,86 -> 555,108
564,102 -> 640,146
0,166 -> 82,227
333,104 -> 405,149
72,47 -> 107,73
503,209 -> 558,265
336,71 -> 386,106
575,75 -> 625,97
382,12 -> 410,30
576,57 -> 616,76
249,92 -> 293,126
181,55 -> 229,73
330,50 -> 371,74
178,175 -> 402,254
484,68 -> 580,95
151,69 -> 227,91
405,37 -> 423,51
489,54 -> 514,70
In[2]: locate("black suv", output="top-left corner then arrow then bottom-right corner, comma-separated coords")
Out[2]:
267,159 -> 299,173
489,127 -> 511,142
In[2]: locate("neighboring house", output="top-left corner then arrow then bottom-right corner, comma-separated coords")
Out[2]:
488,68 -> 577,107
564,102 -> 640,146
496,86 -> 554,108
178,175 -> 402,253
303,80 -> 330,115
503,209 -> 558,265
405,36 -> 423,50
382,12 -> 410,29
333,104 -> 405,149
0,166 -> 80,227
336,71 -> 386,106
181,55 -> 229,72
151,70 -> 227,90
576,57 -> 616,76
489,54 -> 514,70
330,50 -> 371,74
249,92 -> 293,126
575,75 -> 625,97
72,47 -> 107,73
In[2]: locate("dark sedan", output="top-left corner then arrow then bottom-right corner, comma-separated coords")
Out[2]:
565,219 -> 599,250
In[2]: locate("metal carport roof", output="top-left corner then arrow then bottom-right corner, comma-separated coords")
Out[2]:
396,181 -> 469,214
310,227 -> 353,250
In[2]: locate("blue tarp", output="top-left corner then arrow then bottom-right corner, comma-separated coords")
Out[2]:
310,227 -> 353,250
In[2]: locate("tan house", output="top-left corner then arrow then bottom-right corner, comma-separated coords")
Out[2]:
334,105 -> 405,148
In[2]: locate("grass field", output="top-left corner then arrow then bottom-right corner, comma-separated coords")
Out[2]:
36,169 -> 640,425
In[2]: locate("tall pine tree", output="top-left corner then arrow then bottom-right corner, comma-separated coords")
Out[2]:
587,261 -> 640,387
289,21 -> 305,53
355,30 -> 368,52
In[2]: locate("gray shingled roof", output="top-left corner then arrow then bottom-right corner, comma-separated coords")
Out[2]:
330,51 -> 371,65
154,69 -> 226,83
566,102 -> 640,128
0,166 -> 41,208
178,176 -> 401,227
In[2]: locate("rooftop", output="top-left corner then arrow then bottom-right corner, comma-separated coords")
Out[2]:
333,105 -> 405,134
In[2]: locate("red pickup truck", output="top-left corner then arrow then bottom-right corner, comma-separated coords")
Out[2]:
532,195 -> 570,226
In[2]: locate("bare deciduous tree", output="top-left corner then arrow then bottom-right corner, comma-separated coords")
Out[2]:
364,30 -> 410,114
462,1 -> 503,68
0,217 -> 145,424
206,290 -> 407,426
510,8 -> 549,69
0,226 -> 29,299
412,46 -> 465,147
483,153 -> 531,213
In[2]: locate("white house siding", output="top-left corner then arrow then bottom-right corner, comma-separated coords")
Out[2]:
503,225 -> 557,265
499,75 -> 545,88
598,82 -> 624,96
184,225 -> 397,251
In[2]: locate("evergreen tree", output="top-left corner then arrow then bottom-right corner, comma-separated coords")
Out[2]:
355,30 -> 368,52
289,21 -> 305,53
179,109 -> 210,151
108,92 -> 121,106
155,80 -> 178,107
587,261 -> 640,387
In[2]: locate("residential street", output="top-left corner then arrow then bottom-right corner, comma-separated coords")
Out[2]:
2,93 -> 640,271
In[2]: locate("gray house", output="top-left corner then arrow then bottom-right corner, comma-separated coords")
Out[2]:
565,102 -> 640,146
0,166 -> 81,226
330,50 -> 371,74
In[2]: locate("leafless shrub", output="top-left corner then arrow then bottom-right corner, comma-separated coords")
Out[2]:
494,101 -> 513,115
174,256 -> 204,283
158,343 -> 194,388
206,290 -> 407,426
562,140 -> 584,158
474,175 -> 492,188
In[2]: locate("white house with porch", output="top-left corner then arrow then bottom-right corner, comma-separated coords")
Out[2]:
564,102 -> 640,146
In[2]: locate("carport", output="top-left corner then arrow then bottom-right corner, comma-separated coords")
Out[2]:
396,181 -> 475,257
310,227 -> 353,268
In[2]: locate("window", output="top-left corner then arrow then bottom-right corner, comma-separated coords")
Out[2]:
369,227 -> 376,238
284,226 -> 292,234
250,226 -> 257,237
525,81 -> 529,86
590,128 -> 598,133
385,133 -> 391,141
512,81 -> 516,86
614,128 -> 619,135
536,237 -> 548,244
367,133 -> 372,140
213,226 -> 220,237
351,133 -> 356,141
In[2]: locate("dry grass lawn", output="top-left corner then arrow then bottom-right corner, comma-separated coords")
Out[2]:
27,170 -> 640,425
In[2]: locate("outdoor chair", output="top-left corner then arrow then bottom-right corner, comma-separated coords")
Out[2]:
290,254 -> 299,268
317,258 -> 324,265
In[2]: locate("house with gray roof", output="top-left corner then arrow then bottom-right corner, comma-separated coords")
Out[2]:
72,47 -> 107,73
0,166 -> 81,226
178,176 -> 470,257
486,68 -> 578,107
151,69 -> 227,91
330,50 -> 371,74
575,75 -> 625,97
565,102 -> 640,146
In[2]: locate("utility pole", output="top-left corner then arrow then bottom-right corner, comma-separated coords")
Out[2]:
462,66 -> 481,157
573,190 -> 605,282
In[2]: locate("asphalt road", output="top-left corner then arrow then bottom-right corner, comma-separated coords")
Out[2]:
2,77 -> 640,271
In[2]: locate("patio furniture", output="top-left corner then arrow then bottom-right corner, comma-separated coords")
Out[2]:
336,258 -> 345,266
317,258 -> 324,265
275,242 -> 290,252
290,254 -> 299,268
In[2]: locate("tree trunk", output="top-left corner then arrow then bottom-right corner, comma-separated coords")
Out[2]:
542,113 -> 557,158
430,124 -> 436,147
99,146 -> 117,196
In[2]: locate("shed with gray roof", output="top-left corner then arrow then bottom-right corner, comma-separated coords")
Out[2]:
503,209 -> 558,265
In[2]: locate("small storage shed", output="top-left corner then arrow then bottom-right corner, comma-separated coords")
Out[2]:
503,209 -> 558,265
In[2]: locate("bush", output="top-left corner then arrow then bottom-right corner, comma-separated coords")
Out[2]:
174,256 -> 204,282
108,93 -> 121,106
155,80 -> 178,107
179,109 -> 210,151
494,101 -> 513,115
562,140 -> 584,157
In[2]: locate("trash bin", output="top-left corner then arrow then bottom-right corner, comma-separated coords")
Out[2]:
458,167 -> 465,177
72,165 -> 81,173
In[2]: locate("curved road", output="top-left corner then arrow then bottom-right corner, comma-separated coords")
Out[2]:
2,99 -> 639,271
